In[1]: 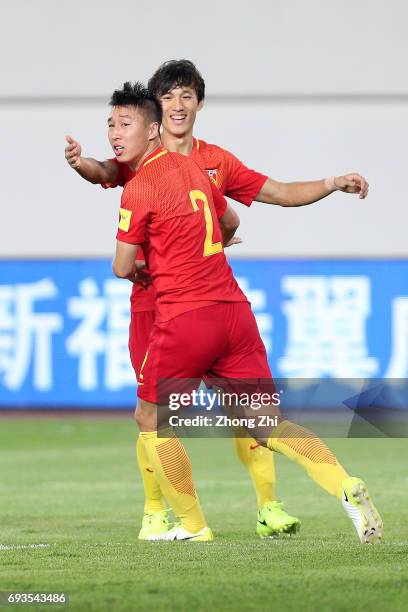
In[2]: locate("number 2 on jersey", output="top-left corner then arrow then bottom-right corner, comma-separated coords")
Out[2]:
189,190 -> 223,257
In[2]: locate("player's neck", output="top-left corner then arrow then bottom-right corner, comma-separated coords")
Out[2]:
129,139 -> 162,172
162,131 -> 194,156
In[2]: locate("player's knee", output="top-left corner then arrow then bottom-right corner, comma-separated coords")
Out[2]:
251,433 -> 268,448
134,398 -> 157,431
134,407 -> 147,429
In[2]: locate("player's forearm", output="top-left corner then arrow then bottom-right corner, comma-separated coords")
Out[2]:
219,205 -> 240,246
113,241 -> 140,280
73,157 -> 118,185
256,178 -> 334,207
113,259 -> 137,280
279,180 -> 335,207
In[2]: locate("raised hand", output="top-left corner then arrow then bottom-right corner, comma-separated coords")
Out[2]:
65,135 -> 82,169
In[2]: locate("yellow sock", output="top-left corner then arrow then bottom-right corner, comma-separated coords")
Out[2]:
268,421 -> 349,499
233,436 -> 277,508
136,435 -> 166,514
140,431 -> 207,533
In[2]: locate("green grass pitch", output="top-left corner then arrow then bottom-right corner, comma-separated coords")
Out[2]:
1,418 -> 408,611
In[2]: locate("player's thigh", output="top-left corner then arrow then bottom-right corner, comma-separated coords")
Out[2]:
210,302 -> 272,379
129,310 -> 155,377
138,305 -> 228,403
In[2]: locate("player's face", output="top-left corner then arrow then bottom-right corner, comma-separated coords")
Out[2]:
160,86 -> 204,138
108,106 -> 156,167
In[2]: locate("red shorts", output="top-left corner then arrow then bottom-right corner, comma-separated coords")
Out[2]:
137,302 -> 273,404
128,310 -> 155,377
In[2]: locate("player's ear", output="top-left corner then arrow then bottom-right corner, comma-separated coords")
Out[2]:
197,99 -> 204,112
148,122 -> 160,141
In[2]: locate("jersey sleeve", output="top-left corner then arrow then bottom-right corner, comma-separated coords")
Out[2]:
116,180 -> 153,245
101,158 -> 131,189
223,149 -> 268,206
210,180 -> 227,219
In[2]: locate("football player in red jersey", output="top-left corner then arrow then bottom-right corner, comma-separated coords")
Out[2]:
65,61 -> 370,541
108,82 -> 382,543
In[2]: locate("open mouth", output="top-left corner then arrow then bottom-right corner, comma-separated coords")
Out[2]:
170,115 -> 187,125
114,145 -> 124,156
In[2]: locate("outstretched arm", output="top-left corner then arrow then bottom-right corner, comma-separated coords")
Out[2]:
65,135 -> 119,185
255,173 -> 369,207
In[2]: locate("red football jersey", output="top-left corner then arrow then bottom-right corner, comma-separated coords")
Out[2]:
191,138 -> 267,205
116,147 -> 247,322
107,138 -> 267,312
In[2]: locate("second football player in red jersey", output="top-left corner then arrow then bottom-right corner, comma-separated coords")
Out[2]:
109,82 -> 382,544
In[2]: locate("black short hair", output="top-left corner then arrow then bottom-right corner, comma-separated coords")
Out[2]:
110,81 -> 162,125
148,60 -> 205,102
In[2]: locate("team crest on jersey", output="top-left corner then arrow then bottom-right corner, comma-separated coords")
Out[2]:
119,208 -> 132,232
206,168 -> 218,185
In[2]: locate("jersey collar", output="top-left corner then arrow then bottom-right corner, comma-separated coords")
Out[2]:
142,146 -> 168,169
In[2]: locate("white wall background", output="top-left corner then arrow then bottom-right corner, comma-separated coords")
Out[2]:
0,0 -> 407,257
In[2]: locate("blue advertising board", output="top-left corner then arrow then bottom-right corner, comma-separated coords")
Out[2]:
0,259 -> 407,407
